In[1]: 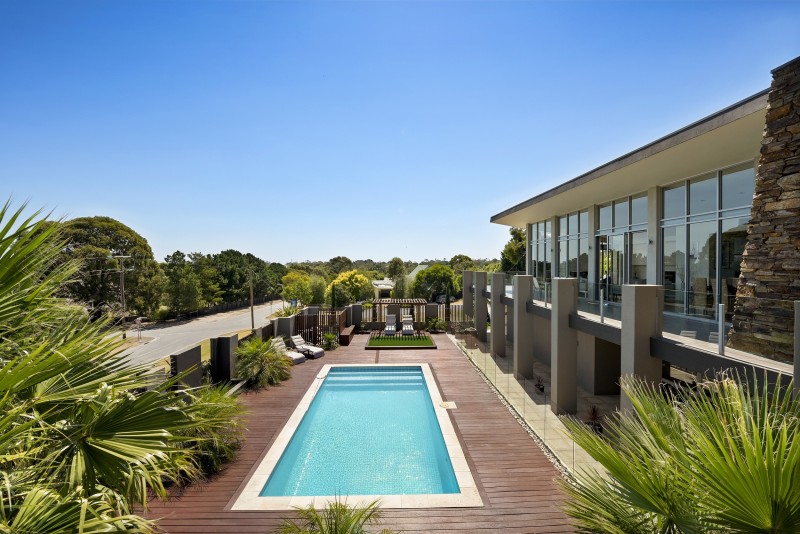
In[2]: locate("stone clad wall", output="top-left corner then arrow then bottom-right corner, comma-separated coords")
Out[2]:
729,57 -> 800,362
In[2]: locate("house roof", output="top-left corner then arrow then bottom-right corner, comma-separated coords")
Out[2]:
371,278 -> 394,290
490,88 -> 770,227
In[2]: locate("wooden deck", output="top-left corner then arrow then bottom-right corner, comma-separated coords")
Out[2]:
144,334 -> 573,533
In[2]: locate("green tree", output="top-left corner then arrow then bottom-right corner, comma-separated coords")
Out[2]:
309,275 -> 327,305
163,251 -> 202,315
500,227 -> 526,272
61,215 -> 163,316
282,271 -> 313,305
189,252 -> 223,307
562,373 -> 800,533
326,270 -> 373,306
386,257 -> 407,299
411,264 -> 456,302
328,256 -> 353,275
266,262 -> 288,299
0,201 -> 243,532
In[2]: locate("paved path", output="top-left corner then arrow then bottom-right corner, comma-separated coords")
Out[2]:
123,300 -> 283,366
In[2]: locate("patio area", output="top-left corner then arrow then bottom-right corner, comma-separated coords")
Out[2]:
144,334 -> 573,533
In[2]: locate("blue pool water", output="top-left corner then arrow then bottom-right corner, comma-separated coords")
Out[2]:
260,366 -> 460,496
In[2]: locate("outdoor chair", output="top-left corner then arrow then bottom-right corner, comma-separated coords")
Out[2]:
270,337 -> 306,365
401,315 -> 414,336
290,334 -> 325,359
384,314 -> 397,336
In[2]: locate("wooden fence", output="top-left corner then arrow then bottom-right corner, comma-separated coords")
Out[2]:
295,308 -> 346,345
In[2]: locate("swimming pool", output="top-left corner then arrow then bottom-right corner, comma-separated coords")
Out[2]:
232,364 -> 482,510
261,366 -> 458,496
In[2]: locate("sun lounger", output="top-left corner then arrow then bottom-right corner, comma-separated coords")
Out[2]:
384,314 -> 396,336
402,315 -> 414,336
290,334 -> 325,359
271,337 -> 306,365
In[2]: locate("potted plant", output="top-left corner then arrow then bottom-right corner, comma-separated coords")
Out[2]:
585,405 -> 603,434
534,375 -> 545,393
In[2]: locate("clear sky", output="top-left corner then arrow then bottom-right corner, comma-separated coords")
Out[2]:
2,1 -> 799,265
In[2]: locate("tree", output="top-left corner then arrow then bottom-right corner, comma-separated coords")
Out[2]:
266,262 -> 288,299
0,201 -> 243,532
189,252 -> 223,307
61,216 -> 163,316
411,264 -> 456,302
326,270 -> 372,306
562,373 -> 800,533
500,227 -> 526,272
328,256 -> 353,275
386,257 -> 407,299
309,275 -> 327,305
282,271 -> 312,305
163,251 -> 202,315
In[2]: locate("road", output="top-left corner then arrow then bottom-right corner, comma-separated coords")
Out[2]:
123,300 -> 284,366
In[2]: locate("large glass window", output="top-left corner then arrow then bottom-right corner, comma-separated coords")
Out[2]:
660,163 -> 754,319
555,210 -> 589,295
631,194 -> 648,225
722,165 -> 755,210
663,184 -> 686,219
530,220 -> 552,288
690,175 -> 717,215
598,203 -> 612,230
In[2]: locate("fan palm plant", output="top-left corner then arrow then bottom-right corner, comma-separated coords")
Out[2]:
0,201 -> 242,531
279,498 -> 396,534
561,373 -> 800,533
235,337 -> 292,389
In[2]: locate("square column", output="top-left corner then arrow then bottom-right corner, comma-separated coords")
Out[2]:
513,275 -> 535,378
550,278 -> 578,415
491,272 -> 506,357
463,270 -> 474,319
474,271 -> 487,342
621,284 -> 664,412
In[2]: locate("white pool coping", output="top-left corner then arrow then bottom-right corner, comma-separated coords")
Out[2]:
231,363 -> 483,510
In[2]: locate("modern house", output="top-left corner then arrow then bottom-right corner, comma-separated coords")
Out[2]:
371,278 -> 394,299
475,55 -> 799,414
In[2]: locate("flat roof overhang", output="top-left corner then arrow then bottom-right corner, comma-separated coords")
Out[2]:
491,90 -> 769,227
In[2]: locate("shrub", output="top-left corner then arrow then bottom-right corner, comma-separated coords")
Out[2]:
275,305 -> 300,317
182,383 -> 245,476
425,317 -> 446,332
321,333 -> 339,351
279,498 -> 396,534
235,337 -> 292,389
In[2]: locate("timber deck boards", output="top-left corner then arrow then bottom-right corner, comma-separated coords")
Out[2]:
144,334 -> 573,533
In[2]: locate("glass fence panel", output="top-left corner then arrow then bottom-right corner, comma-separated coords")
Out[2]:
577,282 -> 623,321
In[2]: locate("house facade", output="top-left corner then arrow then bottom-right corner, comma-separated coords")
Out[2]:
491,55 -> 800,363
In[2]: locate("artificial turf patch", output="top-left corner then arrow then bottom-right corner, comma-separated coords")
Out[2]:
366,335 -> 436,348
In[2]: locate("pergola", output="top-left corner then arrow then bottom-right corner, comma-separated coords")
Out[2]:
371,298 -> 427,323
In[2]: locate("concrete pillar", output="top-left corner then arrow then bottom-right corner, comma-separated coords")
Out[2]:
491,272 -> 506,357
621,284 -> 664,412
474,271 -> 487,342
647,187 -> 660,284
425,303 -> 439,322
550,278 -> 578,415
213,334 -> 239,383
352,304 -> 362,326
513,275 -> 535,378
463,270 -> 474,319
506,304 -> 514,342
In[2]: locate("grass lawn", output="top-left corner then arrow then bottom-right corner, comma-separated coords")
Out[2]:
367,335 -> 435,347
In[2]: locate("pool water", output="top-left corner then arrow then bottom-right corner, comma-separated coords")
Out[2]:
260,366 -> 460,496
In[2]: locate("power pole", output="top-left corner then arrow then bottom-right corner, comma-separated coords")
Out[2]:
112,255 -> 132,339
249,270 -> 255,330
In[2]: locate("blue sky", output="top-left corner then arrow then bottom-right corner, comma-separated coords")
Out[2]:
1,1 -> 799,264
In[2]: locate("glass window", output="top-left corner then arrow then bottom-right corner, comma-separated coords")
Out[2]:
599,204 -> 612,229
568,239 -> 578,278
579,210 -> 588,234
631,194 -> 648,225
722,165 -> 755,210
578,237 -> 588,282
614,199 -> 629,227
559,216 -> 568,237
663,184 -> 686,219
688,220 -> 717,316
689,175 -> 717,214
537,222 -> 544,240
720,216 -> 749,309
558,241 -> 568,277
545,220 -> 552,239
568,212 -> 578,236
662,225 -> 687,313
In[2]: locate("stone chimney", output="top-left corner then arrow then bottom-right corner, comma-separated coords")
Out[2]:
729,56 -> 800,362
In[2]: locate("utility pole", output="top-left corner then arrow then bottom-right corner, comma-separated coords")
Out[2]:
112,254 -> 132,339
249,270 -> 255,330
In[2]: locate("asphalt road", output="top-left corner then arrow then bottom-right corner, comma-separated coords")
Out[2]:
123,300 -> 284,366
